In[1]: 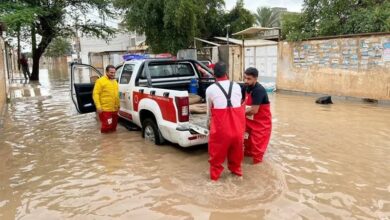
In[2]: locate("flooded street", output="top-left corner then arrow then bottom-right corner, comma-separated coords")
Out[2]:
0,68 -> 389,220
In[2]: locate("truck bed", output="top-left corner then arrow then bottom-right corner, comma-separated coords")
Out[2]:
189,113 -> 208,128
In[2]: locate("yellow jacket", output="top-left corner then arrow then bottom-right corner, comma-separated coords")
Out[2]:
93,75 -> 120,112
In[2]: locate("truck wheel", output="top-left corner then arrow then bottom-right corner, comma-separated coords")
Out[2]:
142,118 -> 165,145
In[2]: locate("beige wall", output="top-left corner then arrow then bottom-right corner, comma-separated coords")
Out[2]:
277,34 -> 390,100
0,38 -> 6,114
228,46 -> 243,82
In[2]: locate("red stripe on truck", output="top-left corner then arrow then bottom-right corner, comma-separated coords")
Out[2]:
133,92 -> 177,123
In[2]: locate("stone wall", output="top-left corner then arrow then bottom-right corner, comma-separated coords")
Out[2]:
277,33 -> 390,100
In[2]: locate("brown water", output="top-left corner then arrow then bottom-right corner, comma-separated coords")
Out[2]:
0,67 -> 389,220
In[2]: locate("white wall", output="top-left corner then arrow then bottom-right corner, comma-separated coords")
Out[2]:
79,32 -> 131,64
245,45 -> 278,83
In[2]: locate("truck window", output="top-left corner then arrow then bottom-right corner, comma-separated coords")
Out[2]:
140,63 -> 195,79
119,64 -> 134,84
115,65 -> 123,81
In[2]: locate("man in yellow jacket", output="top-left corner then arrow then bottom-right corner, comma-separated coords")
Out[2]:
93,65 -> 120,133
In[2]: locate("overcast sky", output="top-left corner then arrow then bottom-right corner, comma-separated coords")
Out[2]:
225,0 -> 304,12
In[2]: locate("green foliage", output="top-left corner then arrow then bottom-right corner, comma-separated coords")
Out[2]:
0,0 -> 115,80
344,2 -> 390,34
225,0 -> 255,34
255,7 -> 280,27
198,0 -> 226,39
45,37 -> 72,57
115,0 -> 255,53
282,0 -> 390,41
116,0 -> 230,53
281,12 -> 304,41
0,3 -> 39,29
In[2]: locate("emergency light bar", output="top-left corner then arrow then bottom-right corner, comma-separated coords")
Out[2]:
122,53 -> 176,61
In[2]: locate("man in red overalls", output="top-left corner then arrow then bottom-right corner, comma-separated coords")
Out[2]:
206,62 -> 246,181
242,67 -> 272,164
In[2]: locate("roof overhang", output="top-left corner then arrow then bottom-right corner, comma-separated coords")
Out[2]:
232,26 -> 279,36
194,37 -> 221,47
214,37 -> 277,46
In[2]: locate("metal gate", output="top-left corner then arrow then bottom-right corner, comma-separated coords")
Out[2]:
245,45 -> 277,83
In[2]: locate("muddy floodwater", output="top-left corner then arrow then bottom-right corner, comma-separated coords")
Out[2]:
0,68 -> 389,220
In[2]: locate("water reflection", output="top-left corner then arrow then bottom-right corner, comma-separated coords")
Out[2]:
0,65 -> 389,219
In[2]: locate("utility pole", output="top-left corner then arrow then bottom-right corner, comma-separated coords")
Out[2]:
225,24 -> 231,78
74,16 -> 81,63
17,25 -> 21,71
225,24 -> 231,47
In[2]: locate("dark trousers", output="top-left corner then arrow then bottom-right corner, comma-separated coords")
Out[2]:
21,65 -> 31,79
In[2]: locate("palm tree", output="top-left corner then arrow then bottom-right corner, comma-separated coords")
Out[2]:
255,7 -> 281,27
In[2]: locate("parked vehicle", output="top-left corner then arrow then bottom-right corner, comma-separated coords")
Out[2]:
71,59 -> 214,147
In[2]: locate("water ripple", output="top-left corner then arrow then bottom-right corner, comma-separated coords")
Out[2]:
0,69 -> 389,219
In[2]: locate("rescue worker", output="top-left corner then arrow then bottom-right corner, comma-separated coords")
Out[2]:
206,62 -> 246,181
242,67 -> 272,164
93,65 -> 120,133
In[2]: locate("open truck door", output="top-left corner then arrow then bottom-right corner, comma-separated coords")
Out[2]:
70,63 -> 103,114
191,60 -> 215,99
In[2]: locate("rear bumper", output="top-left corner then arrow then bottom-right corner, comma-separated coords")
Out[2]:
159,124 -> 208,147
177,130 -> 209,147
176,125 -> 209,147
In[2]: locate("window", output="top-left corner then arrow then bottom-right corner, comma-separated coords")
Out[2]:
140,63 -> 194,79
115,65 -> 123,81
130,38 -> 136,47
199,60 -> 211,66
119,64 -> 134,84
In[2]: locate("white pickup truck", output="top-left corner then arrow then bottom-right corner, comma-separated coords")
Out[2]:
71,59 -> 214,147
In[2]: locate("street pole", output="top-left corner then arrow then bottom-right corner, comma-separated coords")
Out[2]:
226,24 -> 230,47
74,16 -> 81,63
225,24 -> 231,78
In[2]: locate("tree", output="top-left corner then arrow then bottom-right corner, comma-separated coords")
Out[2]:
114,0 -> 226,53
0,1 -> 114,81
343,2 -> 390,34
198,0 -> 226,39
282,0 -> 390,41
281,12 -> 311,41
255,7 -> 280,27
45,37 -> 72,58
224,0 -> 256,35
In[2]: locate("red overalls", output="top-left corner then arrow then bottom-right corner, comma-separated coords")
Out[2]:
99,111 -> 119,133
208,81 -> 246,180
244,92 -> 272,164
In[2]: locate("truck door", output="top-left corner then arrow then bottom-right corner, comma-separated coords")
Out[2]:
118,63 -> 135,119
192,60 -> 215,98
70,63 -> 102,114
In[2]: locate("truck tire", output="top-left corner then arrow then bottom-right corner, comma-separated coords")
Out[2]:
142,118 -> 165,145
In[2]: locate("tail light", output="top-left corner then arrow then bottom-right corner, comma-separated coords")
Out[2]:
175,96 -> 189,122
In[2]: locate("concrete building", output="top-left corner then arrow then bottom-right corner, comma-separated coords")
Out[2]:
76,31 -> 147,66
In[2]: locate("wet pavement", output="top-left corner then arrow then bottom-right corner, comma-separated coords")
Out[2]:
0,68 -> 389,219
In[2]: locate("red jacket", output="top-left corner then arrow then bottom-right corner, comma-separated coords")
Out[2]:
20,57 -> 28,66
